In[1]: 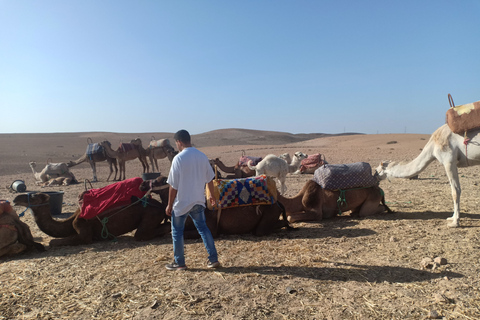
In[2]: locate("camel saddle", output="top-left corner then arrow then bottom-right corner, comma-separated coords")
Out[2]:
149,138 -> 170,149
313,162 -> 378,190
205,175 -> 277,210
79,177 -> 147,219
238,156 -> 262,167
446,94 -> 480,135
299,153 -> 325,173
86,143 -> 103,155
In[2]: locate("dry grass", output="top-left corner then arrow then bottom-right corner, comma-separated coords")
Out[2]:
1,131 -> 479,319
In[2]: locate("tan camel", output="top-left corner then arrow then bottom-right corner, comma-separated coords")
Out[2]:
99,140 -> 149,180
212,158 -> 256,178
29,161 -> 76,186
131,138 -> 176,172
376,123 -> 480,228
0,201 -> 45,257
277,180 -> 392,222
67,141 -> 118,182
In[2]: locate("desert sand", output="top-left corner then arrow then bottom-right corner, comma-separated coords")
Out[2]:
0,129 -> 479,319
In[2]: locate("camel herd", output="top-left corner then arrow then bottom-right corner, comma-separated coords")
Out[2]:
3,121 -> 480,257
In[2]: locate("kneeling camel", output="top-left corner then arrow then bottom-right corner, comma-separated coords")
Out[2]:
13,192 -> 169,247
139,176 -> 292,237
278,180 -> 392,223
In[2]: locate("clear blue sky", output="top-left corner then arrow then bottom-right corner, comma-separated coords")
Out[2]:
1,0 -> 479,135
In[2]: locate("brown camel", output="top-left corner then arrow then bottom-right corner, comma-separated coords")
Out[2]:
139,176 -> 292,237
67,141 -> 118,182
277,180 -> 392,222
0,201 -> 45,257
99,140 -> 149,180
13,192 -> 170,247
212,158 -> 256,178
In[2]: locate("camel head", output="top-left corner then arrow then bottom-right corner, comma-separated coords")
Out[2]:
279,153 -> 292,164
166,148 -> 178,161
13,192 -> 50,208
139,175 -> 169,193
29,161 -> 37,169
375,161 -> 390,181
293,152 -> 308,161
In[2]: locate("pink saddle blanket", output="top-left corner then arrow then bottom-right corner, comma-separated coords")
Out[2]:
300,153 -> 325,173
79,177 -> 147,219
238,156 -> 262,167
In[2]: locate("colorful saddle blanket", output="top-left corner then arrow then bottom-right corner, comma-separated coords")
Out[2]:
313,162 -> 378,190
300,153 -> 325,173
206,175 -> 277,210
79,177 -> 147,219
238,156 -> 262,167
86,143 -> 103,155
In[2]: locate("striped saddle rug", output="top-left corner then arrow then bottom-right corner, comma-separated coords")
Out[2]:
86,143 -> 103,155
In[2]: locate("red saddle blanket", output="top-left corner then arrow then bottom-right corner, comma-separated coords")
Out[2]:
300,153 -> 325,173
79,177 -> 147,219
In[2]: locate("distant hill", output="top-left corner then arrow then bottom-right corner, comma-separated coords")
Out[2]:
191,128 -> 362,147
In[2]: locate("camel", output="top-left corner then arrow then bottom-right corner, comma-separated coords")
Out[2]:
139,176 -> 292,237
376,123 -> 480,228
212,158 -> 256,179
131,138 -> 177,173
145,138 -> 177,172
277,179 -> 392,222
29,161 -> 77,186
0,201 -> 45,257
38,176 -> 73,187
13,192 -> 170,246
279,153 -> 292,164
67,141 -> 118,182
99,140 -> 149,180
247,152 -> 308,194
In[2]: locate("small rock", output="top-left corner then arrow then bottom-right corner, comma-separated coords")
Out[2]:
389,236 -> 397,242
427,309 -> 440,319
420,257 -> 434,269
286,286 -> 297,294
150,300 -> 159,309
434,293 -> 447,303
434,257 -> 447,265
111,292 -> 122,298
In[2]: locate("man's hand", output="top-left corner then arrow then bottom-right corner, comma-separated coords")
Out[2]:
166,204 -> 173,217
209,196 -> 217,208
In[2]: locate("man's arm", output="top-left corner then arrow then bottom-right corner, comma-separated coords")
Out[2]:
206,180 -> 217,208
166,186 -> 178,216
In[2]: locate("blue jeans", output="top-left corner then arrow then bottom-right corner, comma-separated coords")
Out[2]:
171,204 -> 218,266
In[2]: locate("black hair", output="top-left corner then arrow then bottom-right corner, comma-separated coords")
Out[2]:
173,129 -> 191,144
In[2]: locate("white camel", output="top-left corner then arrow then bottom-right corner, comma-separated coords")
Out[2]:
376,123 -> 480,228
278,153 -> 292,164
248,152 -> 308,194
29,161 -> 76,185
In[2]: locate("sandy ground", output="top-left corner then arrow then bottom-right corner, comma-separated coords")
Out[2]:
0,130 -> 479,319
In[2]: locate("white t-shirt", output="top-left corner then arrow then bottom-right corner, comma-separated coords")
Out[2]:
167,147 -> 215,216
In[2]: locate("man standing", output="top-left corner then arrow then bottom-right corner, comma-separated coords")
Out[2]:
165,129 -> 220,270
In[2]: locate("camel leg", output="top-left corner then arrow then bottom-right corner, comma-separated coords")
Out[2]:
0,243 -> 27,257
89,160 -> 98,182
443,161 -> 461,227
287,211 -> 319,223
